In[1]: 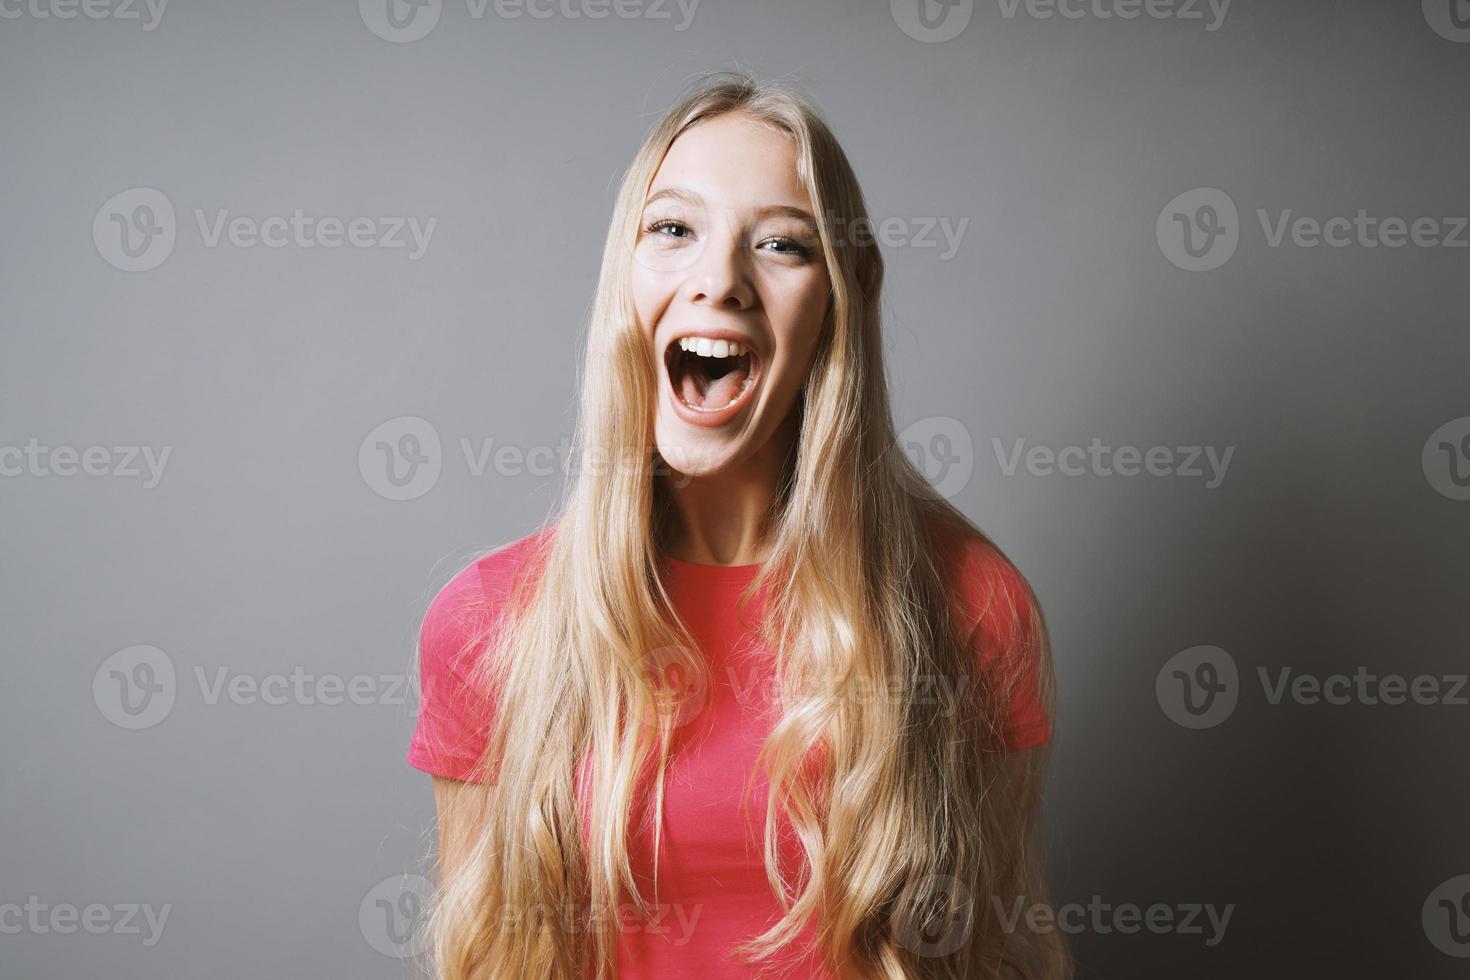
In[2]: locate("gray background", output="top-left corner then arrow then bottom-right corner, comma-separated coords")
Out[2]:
3,0 -> 1468,976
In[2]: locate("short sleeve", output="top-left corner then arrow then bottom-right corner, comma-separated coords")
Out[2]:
407,534 -> 545,781
948,534 -> 1053,753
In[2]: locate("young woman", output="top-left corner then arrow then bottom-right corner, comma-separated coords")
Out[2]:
406,72 -> 1066,979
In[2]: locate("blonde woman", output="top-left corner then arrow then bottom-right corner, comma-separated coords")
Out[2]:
406,71 -> 1066,980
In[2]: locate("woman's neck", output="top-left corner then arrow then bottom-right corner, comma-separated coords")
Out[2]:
657,412 -> 797,566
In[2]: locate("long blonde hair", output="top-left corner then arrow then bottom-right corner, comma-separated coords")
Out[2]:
423,70 -> 1067,979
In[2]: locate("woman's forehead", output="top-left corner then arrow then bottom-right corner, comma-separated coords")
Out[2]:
647,115 -> 809,211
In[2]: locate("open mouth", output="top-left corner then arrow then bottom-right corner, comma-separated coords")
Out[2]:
663,336 -> 760,414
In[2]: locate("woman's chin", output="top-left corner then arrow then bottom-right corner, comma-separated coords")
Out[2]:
653,427 -> 746,480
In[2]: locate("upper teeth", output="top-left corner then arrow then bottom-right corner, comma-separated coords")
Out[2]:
677,337 -> 748,358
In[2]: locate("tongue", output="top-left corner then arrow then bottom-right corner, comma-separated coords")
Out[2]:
680,361 -> 748,410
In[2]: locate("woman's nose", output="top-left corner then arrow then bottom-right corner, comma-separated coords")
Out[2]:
682,217 -> 754,310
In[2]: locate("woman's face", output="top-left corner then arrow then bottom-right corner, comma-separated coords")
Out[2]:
632,111 -> 832,479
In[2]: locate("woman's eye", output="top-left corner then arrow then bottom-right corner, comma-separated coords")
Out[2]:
759,236 -> 810,258
645,218 -> 693,240
640,219 -> 811,257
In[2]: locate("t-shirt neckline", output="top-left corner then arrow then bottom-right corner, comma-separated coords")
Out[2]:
663,554 -> 763,581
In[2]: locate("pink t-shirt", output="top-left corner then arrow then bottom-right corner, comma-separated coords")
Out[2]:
407,525 -> 1051,977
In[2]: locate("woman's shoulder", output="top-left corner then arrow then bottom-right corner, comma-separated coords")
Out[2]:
923,512 -> 1042,648
409,526 -> 554,780
421,525 -> 556,661
923,513 -> 1053,750
452,525 -> 554,594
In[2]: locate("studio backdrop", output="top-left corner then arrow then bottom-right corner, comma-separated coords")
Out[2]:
2,1 -> 1467,977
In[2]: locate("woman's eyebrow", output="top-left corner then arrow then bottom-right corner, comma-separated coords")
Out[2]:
642,187 -> 702,210
753,204 -> 819,233
642,189 -> 818,232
